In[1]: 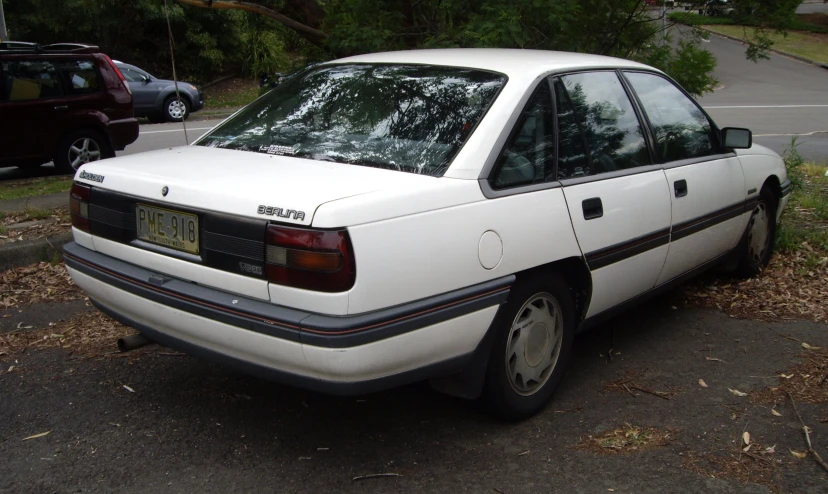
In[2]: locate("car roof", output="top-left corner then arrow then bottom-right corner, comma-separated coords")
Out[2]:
330,48 -> 657,78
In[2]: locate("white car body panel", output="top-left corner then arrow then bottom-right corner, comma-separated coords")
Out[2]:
561,170 -> 672,317
344,187 -> 581,314
657,156 -> 746,285
736,145 -> 790,223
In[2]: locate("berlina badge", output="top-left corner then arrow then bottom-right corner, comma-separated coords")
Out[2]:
161,186 -> 169,197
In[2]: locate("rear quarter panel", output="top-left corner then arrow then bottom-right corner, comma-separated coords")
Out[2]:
316,180 -> 582,314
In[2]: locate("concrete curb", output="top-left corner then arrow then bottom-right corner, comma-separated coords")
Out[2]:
0,231 -> 73,271
699,27 -> 828,70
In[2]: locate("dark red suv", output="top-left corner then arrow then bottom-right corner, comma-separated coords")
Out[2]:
0,42 -> 139,173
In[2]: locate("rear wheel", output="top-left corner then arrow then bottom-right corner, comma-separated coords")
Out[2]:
736,186 -> 777,277
483,273 -> 574,420
54,129 -> 114,174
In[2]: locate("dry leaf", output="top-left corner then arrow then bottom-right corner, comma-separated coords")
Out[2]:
742,444 -> 752,452
698,379 -> 708,388
780,374 -> 794,379
742,431 -> 750,446
122,385 -> 135,393
790,449 -> 807,459
765,445 -> 776,454
801,342 -> 821,350
728,388 -> 748,397
771,408 -> 782,417
22,431 -> 51,441
705,357 -> 722,362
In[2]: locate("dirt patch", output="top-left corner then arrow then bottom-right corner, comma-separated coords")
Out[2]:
681,251 -> 828,323
577,424 -> 675,454
0,310 -> 133,359
1,261 -> 82,309
202,77 -> 260,110
0,207 -> 71,245
751,346 -> 828,405
682,446 -> 780,490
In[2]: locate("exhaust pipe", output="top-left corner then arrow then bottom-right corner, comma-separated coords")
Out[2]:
117,333 -> 154,352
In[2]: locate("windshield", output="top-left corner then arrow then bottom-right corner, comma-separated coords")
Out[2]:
197,64 -> 506,176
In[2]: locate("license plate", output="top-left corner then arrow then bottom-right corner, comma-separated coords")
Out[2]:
136,204 -> 199,255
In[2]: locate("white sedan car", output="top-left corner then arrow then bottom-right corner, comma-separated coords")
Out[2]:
65,49 -> 790,419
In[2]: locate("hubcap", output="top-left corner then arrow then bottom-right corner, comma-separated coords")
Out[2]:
168,100 -> 186,119
747,202 -> 770,263
505,293 -> 563,396
68,137 -> 101,170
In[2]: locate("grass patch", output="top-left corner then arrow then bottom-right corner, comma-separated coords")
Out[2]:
777,157 -> 828,254
0,176 -> 73,201
203,77 -> 261,110
23,207 -> 53,221
669,11 -> 735,26
703,25 -> 828,64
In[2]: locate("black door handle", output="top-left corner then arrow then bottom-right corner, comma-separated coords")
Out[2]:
674,179 -> 688,198
582,197 -> 603,220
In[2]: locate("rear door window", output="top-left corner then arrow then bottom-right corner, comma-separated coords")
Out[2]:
559,72 -> 651,175
2,60 -> 63,101
57,59 -> 101,95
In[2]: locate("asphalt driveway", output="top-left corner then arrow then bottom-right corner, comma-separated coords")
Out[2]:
2,296 -> 826,493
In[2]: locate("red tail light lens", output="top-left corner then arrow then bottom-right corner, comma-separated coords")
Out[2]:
103,54 -> 131,95
69,183 -> 91,233
265,225 -> 356,292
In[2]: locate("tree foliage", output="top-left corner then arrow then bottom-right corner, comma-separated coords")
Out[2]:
3,0 -> 798,95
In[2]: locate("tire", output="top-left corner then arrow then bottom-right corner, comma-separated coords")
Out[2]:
163,95 -> 190,122
736,186 -> 777,277
482,272 -> 575,421
54,129 -> 114,175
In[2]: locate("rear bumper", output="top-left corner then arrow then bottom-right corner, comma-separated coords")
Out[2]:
64,242 -> 509,395
107,117 -> 139,150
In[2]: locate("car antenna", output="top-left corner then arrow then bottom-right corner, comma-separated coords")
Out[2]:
163,0 -> 189,145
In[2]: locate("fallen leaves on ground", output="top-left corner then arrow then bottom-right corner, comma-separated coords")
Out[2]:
1,261 -> 82,308
0,310 -> 132,358
681,250 -> 828,323
577,424 -> 674,454
0,207 -> 71,245
603,370 -> 679,400
751,347 -> 828,405
683,443 -> 779,487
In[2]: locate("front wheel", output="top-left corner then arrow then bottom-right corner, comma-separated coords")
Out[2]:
736,186 -> 777,277
163,95 -> 190,122
483,273 -> 574,421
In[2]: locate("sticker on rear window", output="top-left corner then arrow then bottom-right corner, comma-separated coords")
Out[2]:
258,144 -> 296,156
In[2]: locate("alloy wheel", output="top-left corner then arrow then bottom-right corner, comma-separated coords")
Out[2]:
168,99 -> 187,120
68,137 -> 102,170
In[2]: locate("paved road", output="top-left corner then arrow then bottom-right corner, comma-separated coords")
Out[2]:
797,1 -> 828,14
693,27 -> 828,163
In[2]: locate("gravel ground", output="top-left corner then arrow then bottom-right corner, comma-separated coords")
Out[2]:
2,297 -> 827,493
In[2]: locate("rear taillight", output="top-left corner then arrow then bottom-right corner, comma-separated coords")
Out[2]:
69,183 -> 91,233
265,225 -> 356,293
103,54 -> 131,95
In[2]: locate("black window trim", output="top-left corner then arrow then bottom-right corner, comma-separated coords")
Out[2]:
479,67 -> 738,199
551,76 -> 593,176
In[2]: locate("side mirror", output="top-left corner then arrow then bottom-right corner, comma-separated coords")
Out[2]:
722,127 -> 752,149
141,75 -> 151,84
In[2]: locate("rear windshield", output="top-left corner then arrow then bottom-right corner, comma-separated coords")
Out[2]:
197,64 -> 506,176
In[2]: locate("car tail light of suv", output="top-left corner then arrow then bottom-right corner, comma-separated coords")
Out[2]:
103,54 -> 131,95
69,183 -> 91,232
265,225 -> 356,293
